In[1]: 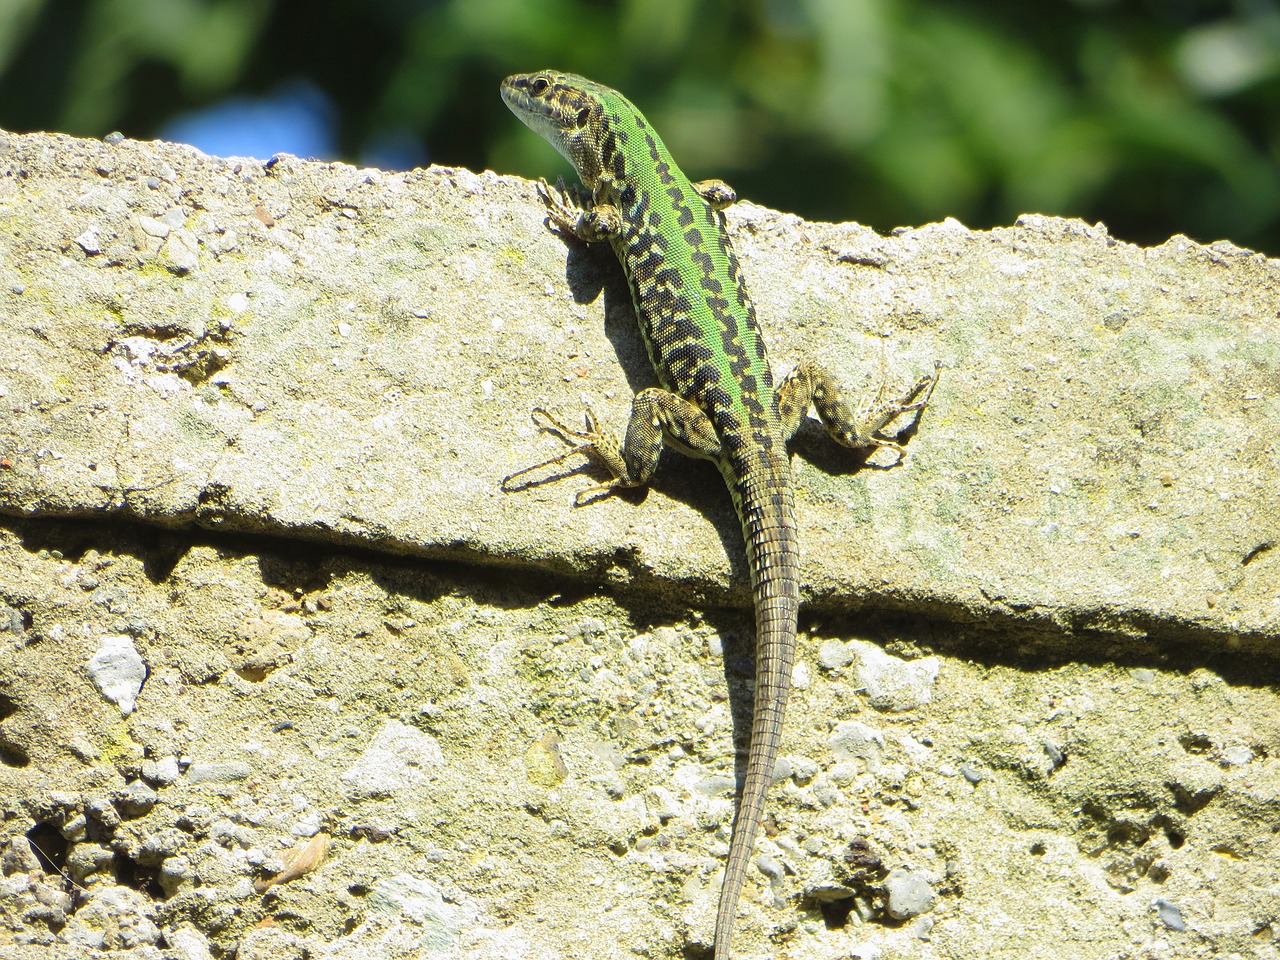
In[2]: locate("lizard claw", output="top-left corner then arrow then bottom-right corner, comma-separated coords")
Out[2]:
501,407 -> 632,503
499,407 -> 604,493
535,178 -> 587,240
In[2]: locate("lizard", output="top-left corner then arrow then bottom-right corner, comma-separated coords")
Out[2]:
499,70 -> 939,959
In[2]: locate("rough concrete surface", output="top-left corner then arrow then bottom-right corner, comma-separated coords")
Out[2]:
0,128 -> 1277,960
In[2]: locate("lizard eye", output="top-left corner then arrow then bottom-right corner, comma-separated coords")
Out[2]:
576,106 -> 591,126
530,77 -> 550,96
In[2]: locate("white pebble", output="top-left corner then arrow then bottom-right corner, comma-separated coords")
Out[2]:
86,635 -> 146,715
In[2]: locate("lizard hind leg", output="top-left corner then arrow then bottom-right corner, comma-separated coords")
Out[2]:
501,389 -> 722,505
776,359 -> 941,462
499,407 -> 605,495
691,178 -> 738,210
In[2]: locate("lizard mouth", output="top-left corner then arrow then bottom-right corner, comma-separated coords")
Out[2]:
498,74 -> 529,110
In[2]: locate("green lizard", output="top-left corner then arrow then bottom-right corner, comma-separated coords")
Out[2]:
500,70 -> 938,959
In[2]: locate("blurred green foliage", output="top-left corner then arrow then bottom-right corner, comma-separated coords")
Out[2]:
2,0 -> 1278,252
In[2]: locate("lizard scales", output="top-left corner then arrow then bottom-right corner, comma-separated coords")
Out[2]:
501,70 -> 937,959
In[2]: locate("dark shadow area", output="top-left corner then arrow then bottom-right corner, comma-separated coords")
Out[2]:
14,519 -> 194,585
25,821 -> 67,877
561,235 -> 613,310
0,741 -> 31,767
3,497 -> 1277,696
1,514 -> 587,650
811,598 -> 1280,689
0,692 -> 30,767
113,851 -> 164,900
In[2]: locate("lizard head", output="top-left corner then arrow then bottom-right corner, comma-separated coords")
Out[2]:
501,71 -> 606,179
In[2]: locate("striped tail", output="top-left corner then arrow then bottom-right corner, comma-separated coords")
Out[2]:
714,454 -> 799,959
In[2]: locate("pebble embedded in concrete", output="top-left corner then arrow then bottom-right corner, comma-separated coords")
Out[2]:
185,760 -> 253,784
883,867 -> 937,920
341,719 -> 446,798
1154,897 -> 1186,931
115,780 -> 159,819
829,720 -> 886,772
86,634 -> 147,715
818,639 -> 856,670
142,755 -> 181,787
852,642 -> 939,712
1221,746 -> 1253,766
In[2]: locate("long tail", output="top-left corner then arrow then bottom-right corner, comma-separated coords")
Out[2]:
714,459 -> 799,959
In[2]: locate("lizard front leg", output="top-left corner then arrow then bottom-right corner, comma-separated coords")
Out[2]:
502,388 -> 721,504
536,178 -> 622,243
776,360 -> 941,462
